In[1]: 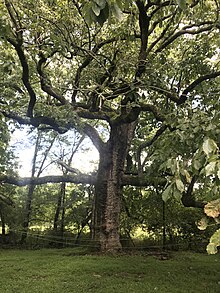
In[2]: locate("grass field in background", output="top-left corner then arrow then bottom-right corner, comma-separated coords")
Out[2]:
0,248 -> 219,293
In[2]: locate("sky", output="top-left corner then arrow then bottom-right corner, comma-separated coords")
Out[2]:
10,127 -> 99,177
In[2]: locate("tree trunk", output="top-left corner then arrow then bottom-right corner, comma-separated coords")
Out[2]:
0,204 -> 6,236
20,184 -> 35,244
60,182 -> 66,237
53,188 -> 62,231
162,200 -> 166,250
21,133 -> 55,244
94,122 -> 136,252
53,182 -> 66,232
53,182 -> 66,247
20,133 -> 40,244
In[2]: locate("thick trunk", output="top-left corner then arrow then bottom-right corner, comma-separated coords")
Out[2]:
94,122 -> 136,252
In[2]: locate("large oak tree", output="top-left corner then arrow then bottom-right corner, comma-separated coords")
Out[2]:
0,0 -> 220,252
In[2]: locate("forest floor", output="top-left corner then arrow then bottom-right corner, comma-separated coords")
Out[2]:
0,248 -> 219,293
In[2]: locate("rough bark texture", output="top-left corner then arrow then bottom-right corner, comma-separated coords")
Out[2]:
94,122 -> 136,252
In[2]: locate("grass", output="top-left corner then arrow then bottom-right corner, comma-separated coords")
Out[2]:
0,248 -> 219,293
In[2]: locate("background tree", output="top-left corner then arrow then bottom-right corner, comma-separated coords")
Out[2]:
0,0 -> 220,252
20,130 -> 57,244
52,132 -> 85,237
0,114 -> 17,241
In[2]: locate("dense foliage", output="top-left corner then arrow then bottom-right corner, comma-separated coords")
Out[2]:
0,0 -> 219,252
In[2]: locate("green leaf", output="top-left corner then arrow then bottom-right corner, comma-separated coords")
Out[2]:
173,187 -> 182,201
115,0 -> 124,10
83,3 -> 97,25
208,154 -> 219,162
175,178 -> 184,192
94,0 -> 106,10
96,3 -> 109,26
206,229 -> 220,254
217,169 -> 220,180
166,158 -> 177,175
197,217 -> 209,231
216,161 -> 220,179
204,199 -> 220,218
92,2 -> 101,16
205,161 -> 216,176
162,184 -> 173,202
184,170 -> 191,183
176,0 -> 187,10
111,3 -> 123,21
193,159 -> 202,171
206,243 -> 218,254
203,138 -> 218,156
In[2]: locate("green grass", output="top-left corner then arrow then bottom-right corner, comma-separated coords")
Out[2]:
0,248 -> 219,293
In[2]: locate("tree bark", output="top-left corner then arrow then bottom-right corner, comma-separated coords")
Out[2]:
162,200 -> 166,250
20,184 -> 35,244
53,182 -> 66,247
53,187 -> 62,231
21,132 -> 56,244
94,122 -> 136,252
0,204 -> 6,236
20,133 -> 40,244
60,182 -> 66,238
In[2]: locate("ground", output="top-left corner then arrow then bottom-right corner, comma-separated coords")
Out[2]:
0,248 -> 219,292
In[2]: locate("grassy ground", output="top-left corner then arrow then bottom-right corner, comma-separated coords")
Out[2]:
0,248 -> 219,293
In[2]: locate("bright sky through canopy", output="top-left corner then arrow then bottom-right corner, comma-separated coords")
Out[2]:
10,127 -> 99,177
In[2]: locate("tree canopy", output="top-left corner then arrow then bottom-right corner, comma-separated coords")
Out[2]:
0,0 -> 220,252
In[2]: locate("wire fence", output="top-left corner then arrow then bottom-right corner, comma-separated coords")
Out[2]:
0,227 -> 209,252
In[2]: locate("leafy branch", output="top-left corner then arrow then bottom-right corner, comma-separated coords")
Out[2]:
156,23 -> 218,53
72,37 -> 118,103
178,71 -> 220,105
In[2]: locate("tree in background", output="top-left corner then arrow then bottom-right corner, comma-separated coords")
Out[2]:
0,114 -> 17,241
20,130 -> 57,243
0,0 -> 220,252
52,132 -> 85,238
121,186 -> 211,251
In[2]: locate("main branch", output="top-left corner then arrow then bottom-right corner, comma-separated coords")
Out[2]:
135,0 -> 150,78
7,38 -> 37,117
0,174 -> 96,186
